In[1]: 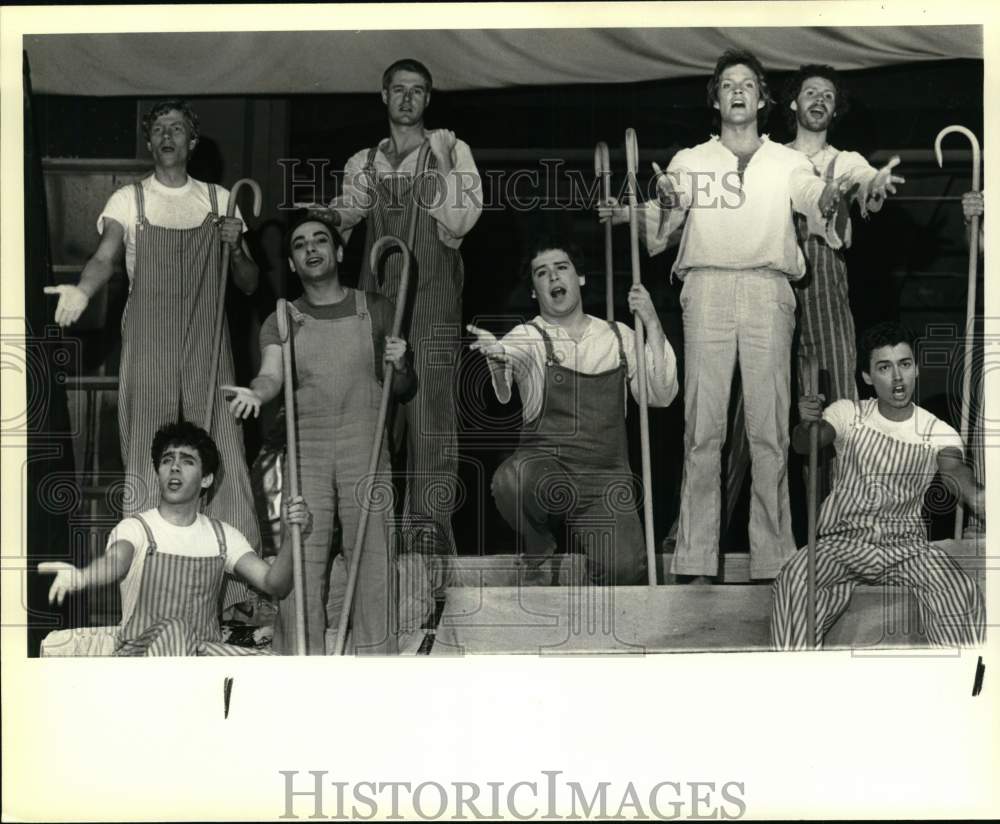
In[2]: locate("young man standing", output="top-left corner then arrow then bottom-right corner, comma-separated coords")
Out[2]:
44,100 -> 262,609
40,422 -> 311,656
308,58 -> 482,567
603,49 -> 893,583
771,322 -> 985,649
468,238 -> 678,585
225,214 -> 415,655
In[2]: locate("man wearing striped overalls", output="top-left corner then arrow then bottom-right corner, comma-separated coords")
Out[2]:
771,322 -> 986,649
39,422 -> 312,656
312,59 -> 482,623
784,65 -> 905,490
44,100 -> 263,612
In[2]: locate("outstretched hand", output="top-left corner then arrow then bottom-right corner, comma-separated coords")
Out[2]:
870,155 -> 904,200
38,561 -> 83,606
43,284 -> 89,327
467,324 -> 508,365
222,385 -> 261,419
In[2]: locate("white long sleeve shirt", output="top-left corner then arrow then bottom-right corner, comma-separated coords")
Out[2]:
799,145 -> 884,249
642,136 -> 842,281
330,136 -> 483,249
490,315 -> 679,426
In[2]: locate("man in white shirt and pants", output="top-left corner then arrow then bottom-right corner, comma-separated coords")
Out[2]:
605,49 -> 858,582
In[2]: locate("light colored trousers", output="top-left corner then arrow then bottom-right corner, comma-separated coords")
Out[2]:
673,268 -> 798,579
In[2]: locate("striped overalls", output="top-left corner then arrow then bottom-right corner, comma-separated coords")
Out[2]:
771,402 -> 985,649
115,514 -> 268,656
119,181 -> 261,610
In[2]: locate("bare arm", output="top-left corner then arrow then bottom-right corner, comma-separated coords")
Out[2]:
937,447 -> 985,518
43,220 -> 124,327
232,496 -> 311,598
38,539 -> 135,605
224,344 -> 284,420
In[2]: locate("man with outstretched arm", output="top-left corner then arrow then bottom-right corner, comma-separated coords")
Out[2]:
468,236 -> 678,585
44,99 -> 263,610
771,321 -> 985,649
40,421 -> 311,656
602,49 -> 898,583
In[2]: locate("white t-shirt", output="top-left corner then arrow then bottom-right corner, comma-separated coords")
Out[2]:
97,176 -> 245,281
823,398 -> 964,457
108,509 -> 254,625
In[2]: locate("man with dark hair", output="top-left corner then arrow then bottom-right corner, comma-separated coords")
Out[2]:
467,237 -> 678,584
44,98 -> 262,610
783,64 -> 904,414
603,48 -> 849,583
304,58 -> 482,577
225,213 -> 415,654
39,422 -> 312,656
771,321 -> 985,648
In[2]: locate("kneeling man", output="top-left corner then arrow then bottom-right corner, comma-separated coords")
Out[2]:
469,237 -> 678,585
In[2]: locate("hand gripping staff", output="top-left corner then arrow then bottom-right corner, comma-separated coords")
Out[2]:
594,141 -> 614,321
276,299 -> 308,655
933,126 -> 981,540
334,141 -> 432,655
203,178 -> 262,432
624,129 -> 658,586
804,356 -> 821,649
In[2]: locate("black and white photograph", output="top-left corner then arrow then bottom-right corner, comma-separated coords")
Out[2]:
2,2 -> 997,820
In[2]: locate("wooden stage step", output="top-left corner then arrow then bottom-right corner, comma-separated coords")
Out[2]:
432,539 -> 987,654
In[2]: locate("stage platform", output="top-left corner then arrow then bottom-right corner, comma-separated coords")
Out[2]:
428,539 -> 988,655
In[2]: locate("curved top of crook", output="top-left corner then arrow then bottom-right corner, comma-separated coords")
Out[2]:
594,141 -> 610,176
933,125 -> 981,190
625,129 -> 639,176
228,178 -> 263,218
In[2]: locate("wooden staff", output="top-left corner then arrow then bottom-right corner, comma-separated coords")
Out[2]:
624,128 -> 657,586
595,141 -> 614,321
805,355 -> 820,649
934,126 -> 981,540
203,178 -> 262,432
334,142 -> 431,655
276,299 -> 307,655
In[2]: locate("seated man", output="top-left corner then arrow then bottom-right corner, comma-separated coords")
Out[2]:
468,236 -> 678,585
771,321 -> 986,649
225,213 -> 416,655
40,421 -> 311,656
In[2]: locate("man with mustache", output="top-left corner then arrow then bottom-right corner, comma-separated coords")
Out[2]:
468,237 -> 678,585
43,99 -> 263,611
784,64 -> 904,433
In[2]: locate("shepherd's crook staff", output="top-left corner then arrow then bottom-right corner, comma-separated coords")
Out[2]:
934,126 -> 981,540
203,178 -> 262,432
595,141 -> 614,322
276,299 -> 307,655
334,141 -> 432,655
624,128 -> 657,586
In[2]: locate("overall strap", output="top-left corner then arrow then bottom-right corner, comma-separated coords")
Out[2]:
208,182 -> 220,216
355,289 -> 369,319
209,517 -> 228,558
133,513 -> 157,555
134,181 -> 147,225
526,321 -> 557,366
824,156 -> 837,183
607,320 -> 627,369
